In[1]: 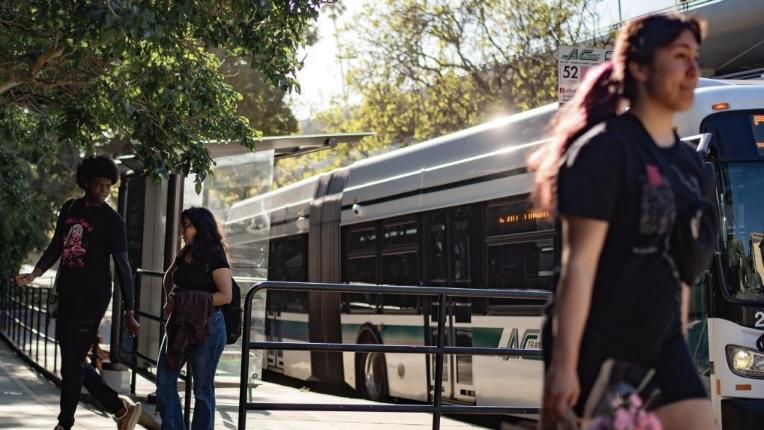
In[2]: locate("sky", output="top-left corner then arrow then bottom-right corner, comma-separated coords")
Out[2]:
288,0 -> 679,121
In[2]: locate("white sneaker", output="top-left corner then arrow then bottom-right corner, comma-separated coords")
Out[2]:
114,398 -> 142,430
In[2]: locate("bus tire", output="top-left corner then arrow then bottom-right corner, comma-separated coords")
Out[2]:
355,328 -> 389,402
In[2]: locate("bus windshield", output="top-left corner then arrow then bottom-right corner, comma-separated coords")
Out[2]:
718,162 -> 764,303
702,110 -> 764,303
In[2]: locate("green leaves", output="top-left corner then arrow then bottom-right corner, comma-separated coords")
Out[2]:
0,0 -> 324,275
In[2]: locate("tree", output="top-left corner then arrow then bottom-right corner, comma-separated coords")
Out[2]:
214,49 -> 300,137
0,0 -> 326,275
274,0 -> 604,188
347,0 -> 599,112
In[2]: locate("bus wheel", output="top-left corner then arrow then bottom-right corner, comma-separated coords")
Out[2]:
356,330 -> 389,402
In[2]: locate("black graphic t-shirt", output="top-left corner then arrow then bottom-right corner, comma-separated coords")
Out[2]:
556,113 -> 709,363
172,250 -> 229,294
50,199 -> 128,322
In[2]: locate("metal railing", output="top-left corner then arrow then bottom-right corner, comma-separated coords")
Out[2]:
238,281 -> 551,430
0,278 -> 61,383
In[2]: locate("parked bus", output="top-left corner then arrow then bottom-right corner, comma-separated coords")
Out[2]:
226,78 -> 764,429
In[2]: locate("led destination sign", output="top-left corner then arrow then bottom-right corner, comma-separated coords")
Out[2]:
487,201 -> 553,236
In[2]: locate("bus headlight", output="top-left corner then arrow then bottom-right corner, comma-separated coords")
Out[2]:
726,345 -> 764,378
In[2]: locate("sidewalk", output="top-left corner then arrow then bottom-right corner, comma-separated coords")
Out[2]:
0,340 -> 117,429
1,336 -> 484,430
137,372 -> 484,430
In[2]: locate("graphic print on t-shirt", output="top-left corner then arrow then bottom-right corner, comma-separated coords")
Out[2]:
62,217 -> 94,268
640,164 -> 676,236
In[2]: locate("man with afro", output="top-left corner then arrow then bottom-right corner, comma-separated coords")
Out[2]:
16,155 -> 143,430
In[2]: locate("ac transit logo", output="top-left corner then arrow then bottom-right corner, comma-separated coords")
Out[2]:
561,48 -> 613,62
500,328 -> 541,360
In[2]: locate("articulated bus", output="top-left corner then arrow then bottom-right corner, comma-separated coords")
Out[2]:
225,78 -> 764,428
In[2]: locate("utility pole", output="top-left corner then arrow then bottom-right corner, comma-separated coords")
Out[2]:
618,0 -> 623,23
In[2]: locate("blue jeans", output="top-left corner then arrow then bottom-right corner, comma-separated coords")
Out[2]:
156,311 -> 226,430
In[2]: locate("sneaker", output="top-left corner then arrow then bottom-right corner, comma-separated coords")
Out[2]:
114,398 -> 142,430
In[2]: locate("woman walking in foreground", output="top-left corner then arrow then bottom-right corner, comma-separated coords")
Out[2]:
532,13 -> 717,430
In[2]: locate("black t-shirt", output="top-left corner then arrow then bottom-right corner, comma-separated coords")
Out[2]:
557,113 -> 708,363
172,250 -> 230,294
55,198 -> 128,321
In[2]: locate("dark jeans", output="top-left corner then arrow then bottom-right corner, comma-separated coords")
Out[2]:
56,319 -> 123,429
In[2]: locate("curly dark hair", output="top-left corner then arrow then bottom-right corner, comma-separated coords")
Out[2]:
179,207 -> 229,269
76,155 -> 119,190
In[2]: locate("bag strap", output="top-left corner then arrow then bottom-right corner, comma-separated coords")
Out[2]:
62,198 -> 77,218
53,199 -> 77,291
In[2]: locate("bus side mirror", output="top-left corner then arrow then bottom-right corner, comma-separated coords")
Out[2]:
696,133 -> 713,160
681,132 -> 713,160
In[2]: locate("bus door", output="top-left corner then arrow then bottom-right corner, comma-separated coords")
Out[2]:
425,206 -> 476,403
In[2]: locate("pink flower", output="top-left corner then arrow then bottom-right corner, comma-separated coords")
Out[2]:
614,408 -> 636,430
629,393 -> 643,409
636,411 -> 663,430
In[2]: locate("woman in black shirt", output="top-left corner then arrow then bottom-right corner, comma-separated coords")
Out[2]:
155,207 -> 232,430
530,13 -> 715,430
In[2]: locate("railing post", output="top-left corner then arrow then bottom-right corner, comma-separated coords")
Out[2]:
44,290 -> 50,370
238,284 -> 256,430
36,288 -> 42,363
184,363 -> 193,428
22,288 -> 28,352
11,290 -> 19,347
28,288 -> 34,355
27,289 -> 33,356
432,292 -> 447,430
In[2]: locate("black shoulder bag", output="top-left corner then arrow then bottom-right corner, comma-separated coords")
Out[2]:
222,277 -> 242,345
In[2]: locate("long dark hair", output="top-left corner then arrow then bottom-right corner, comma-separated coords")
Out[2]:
179,207 -> 228,268
529,13 -> 706,210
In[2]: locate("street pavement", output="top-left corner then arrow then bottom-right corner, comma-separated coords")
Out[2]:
0,341 -> 117,429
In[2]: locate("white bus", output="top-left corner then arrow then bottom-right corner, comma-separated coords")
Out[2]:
226,78 -> 764,429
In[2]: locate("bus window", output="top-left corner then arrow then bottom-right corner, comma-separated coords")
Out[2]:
381,218 -> 419,312
380,252 -> 420,313
283,235 -> 308,281
486,239 -> 554,291
347,256 -> 378,284
428,222 -> 447,282
268,239 -> 284,281
266,236 -> 309,313
382,252 -> 419,285
344,224 -> 380,313
349,227 -> 377,253
453,220 -> 470,282
383,220 -> 418,248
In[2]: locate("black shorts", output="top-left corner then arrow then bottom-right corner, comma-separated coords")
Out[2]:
542,319 -> 707,415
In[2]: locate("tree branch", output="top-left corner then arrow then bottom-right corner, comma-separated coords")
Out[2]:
0,80 -> 23,95
31,45 -> 65,76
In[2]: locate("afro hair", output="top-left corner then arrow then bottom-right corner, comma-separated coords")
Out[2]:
76,155 -> 119,190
